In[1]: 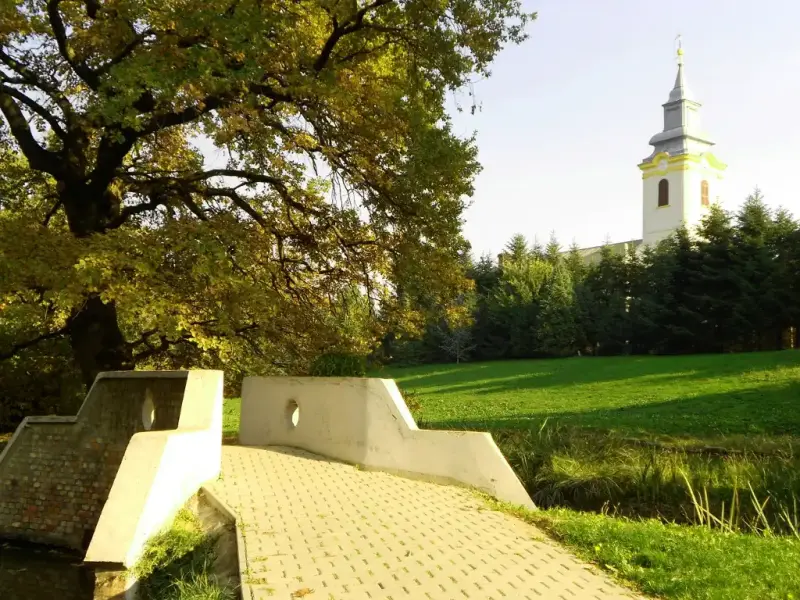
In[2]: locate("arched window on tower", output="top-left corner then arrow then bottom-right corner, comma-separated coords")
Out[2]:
658,179 -> 669,207
701,180 -> 709,206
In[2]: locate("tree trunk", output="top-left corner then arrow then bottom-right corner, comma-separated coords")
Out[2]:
61,181 -> 133,388
69,295 -> 133,388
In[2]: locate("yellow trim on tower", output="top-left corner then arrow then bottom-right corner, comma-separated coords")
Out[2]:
638,151 -> 728,179
704,152 -> 727,171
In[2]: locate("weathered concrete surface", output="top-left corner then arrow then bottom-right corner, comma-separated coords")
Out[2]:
208,446 -> 643,600
0,373 -> 187,549
85,370 -> 223,568
239,377 -> 534,509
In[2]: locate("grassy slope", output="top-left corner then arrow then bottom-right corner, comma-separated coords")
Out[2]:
378,351 -> 800,440
375,352 -> 800,599
220,352 -> 800,599
526,509 -> 800,600
134,509 -> 235,600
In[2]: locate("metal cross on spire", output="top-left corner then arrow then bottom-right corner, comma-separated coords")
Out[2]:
675,34 -> 684,64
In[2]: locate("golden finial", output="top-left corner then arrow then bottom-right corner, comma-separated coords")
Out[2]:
675,34 -> 684,63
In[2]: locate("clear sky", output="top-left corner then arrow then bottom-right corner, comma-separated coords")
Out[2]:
450,0 -> 800,258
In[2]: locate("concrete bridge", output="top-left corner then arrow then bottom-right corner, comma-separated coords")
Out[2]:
0,373 -> 641,599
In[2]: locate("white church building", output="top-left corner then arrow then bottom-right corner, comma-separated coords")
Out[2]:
578,43 -> 727,264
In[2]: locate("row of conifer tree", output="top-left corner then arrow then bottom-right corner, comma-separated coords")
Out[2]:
385,190 -> 800,364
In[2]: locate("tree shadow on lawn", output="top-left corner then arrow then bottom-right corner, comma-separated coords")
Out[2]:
427,382 -> 800,441
389,351 -> 800,396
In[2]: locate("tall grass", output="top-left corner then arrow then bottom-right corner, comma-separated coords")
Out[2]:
491,422 -> 800,536
133,509 -> 236,600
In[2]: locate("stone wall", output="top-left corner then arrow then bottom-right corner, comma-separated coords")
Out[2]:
0,375 -> 186,550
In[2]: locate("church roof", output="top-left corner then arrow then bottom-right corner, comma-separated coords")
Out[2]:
566,239 -> 644,265
668,48 -> 693,103
643,41 -> 714,161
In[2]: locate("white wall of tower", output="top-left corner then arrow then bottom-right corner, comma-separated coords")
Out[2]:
642,158 -> 725,246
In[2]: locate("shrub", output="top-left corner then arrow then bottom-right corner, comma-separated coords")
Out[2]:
309,352 -> 367,377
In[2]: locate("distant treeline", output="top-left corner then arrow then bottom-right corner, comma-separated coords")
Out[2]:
382,190 -> 800,365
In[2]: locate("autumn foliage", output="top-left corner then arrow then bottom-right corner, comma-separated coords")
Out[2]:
0,0 -> 531,422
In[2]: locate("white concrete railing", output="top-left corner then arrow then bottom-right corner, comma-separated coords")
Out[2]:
84,370 -> 223,568
239,377 -> 535,509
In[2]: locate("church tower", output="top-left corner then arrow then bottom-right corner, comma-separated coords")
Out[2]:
639,40 -> 727,246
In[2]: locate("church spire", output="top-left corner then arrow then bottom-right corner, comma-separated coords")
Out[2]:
638,37 -> 728,248
668,36 -> 693,102
643,36 -> 712,159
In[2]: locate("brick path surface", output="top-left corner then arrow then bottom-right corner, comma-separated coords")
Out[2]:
208,446 -> 644,600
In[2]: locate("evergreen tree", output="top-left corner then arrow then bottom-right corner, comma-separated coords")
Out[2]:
545,232 -> 562,265
530,237 -> 545,261
690,204 -> 741,351
470,254 -> 501,296
580,245 -> 630,355
565,242 -> 588,283
467,254 -> 501,359
486,251 -> 552,358
503,234 -> 530,264
769,208 -> 800,348
535,262 -> 579,356
663,227 -> 706,353
734,190 -> 779,350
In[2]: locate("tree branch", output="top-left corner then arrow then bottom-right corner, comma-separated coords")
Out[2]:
0,325 -> 69,361
0,48 -> 75,123
104,196 -> 164,229
139,94 -> 227,135
132,333 -> 195,361
42,197 -> 63,227
88,128 -> 138,195
95,29 -> 155,78
205,187 -> 268,227
314,0 -> 395,72
47,0 -> 100,89
0,84 -> 66,138
0,91 -> 62,174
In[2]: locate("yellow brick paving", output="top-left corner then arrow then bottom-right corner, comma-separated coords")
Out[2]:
208,446 -> 644,600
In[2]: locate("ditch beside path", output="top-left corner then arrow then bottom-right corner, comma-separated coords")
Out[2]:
207,445 -> 644,600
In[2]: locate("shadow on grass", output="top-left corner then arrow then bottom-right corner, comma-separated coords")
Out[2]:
388,351 -> 800,397
426,382 -> 800,439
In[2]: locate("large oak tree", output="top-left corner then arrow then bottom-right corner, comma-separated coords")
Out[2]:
0,0 -> 532,387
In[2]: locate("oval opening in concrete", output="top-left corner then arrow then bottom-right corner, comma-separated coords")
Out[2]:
286,400 -> 300,428
142,390 -> 156,430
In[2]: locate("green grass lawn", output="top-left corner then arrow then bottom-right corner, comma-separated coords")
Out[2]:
222,397 -> 240,442
219,351 -> 800,599
513,506 -> 800,600
374,352 -> 800,598
377,351 -> 800,440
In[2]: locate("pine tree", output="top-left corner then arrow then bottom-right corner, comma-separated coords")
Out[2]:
503,234 -> 530,264
545,232 -> 562,265
486,256 -> 552,358
581,245 -> 630,355
530,237 -> 545,261
565,242 -> 587,283
535,262 -> 579,356
467,254 -> 501,359
769,208 -> 800,348
734,190 -> 779,350
690,204 -> 740,351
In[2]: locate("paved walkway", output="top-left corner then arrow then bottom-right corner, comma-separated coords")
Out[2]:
208,446 -> 643,600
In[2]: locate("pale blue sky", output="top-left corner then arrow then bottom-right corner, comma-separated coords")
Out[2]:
451,0 -> 800,258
